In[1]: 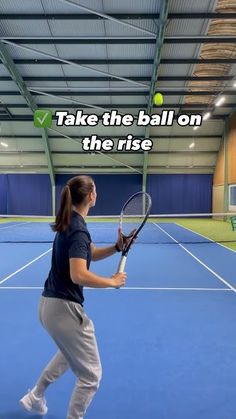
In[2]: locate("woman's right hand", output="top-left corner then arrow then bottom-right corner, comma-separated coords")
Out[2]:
111,272 -> 127,288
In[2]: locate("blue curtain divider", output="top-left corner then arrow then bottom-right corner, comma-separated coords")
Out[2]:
0,174 -> 8,214
0,173 -> 213,216
56,174 -> 143,215
0,174 -> 52,216
147,174 -> 213,214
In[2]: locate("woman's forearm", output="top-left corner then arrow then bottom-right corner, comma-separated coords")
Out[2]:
72,269 -> 115,287
92,244 -> 119,261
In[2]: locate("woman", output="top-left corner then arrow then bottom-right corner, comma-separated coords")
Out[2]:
19,175 -> 127,418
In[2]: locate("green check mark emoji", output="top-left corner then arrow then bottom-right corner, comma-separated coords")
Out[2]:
34,110 -> 52,128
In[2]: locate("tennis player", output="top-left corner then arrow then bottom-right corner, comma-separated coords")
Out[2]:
19,175 -> 127,418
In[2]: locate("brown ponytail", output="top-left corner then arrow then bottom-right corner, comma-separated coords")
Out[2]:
51,175 -> 94,232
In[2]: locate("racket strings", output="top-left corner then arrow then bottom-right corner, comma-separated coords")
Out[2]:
121,193 -> 151,237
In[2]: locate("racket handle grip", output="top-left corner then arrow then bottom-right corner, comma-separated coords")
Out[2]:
117,255 -> 127,273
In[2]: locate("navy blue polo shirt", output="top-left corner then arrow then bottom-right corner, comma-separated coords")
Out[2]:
43,211 -> 91,305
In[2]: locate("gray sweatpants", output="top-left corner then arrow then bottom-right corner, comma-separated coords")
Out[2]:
37,296 -> 102,419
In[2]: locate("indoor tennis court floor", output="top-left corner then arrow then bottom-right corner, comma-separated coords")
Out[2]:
1,221 -> 236,419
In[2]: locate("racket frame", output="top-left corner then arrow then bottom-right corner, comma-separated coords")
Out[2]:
119,191 -> 152,260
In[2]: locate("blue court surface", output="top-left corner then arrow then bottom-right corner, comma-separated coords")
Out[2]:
0,221 -> 236,419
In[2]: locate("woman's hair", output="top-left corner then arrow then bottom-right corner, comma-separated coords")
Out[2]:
51,175 -> 94,232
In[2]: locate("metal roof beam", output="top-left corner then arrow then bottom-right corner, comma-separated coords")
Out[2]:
28,88 -> 119,114
28,85 -> 236,92
2,90 -> 236,96
0,115 -> 226,121
6,58 -> 236,65
1,36 -> 235,44
2,135 -> 222,139
0,76 -> 232,82
1,40 -> 149,88
1,150 -> 218,156
1,13 -> 236,19
58,0 -> 156,37
143,1 -> 169,191
5,103 -> 235,109
0,165 -> 217,170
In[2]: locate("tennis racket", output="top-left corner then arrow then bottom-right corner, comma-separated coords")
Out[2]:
117,191 -> 152,273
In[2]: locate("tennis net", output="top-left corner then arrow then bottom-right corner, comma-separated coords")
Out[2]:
0,213 -> 236,250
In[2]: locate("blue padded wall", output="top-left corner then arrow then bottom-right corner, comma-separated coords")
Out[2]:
147,174 -> 213,214
56,174 -> 142,215
5,174 -> 52,215
0,173 -> 213,216
0,174 -> 8,213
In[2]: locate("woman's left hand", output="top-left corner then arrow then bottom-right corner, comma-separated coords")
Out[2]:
115,227 -> 137,252
115,227 -> 124,252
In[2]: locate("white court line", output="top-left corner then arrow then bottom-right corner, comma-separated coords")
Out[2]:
0,248 -> 52,285
0,286 -> 232,292
0,286 -> 44,289
175,222 -> 236,253
0,221 -> 30,230
97,287 -> 232,291
153,223 -> 236,293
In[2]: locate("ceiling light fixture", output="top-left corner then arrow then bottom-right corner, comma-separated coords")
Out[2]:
215,96 -> 225,107
1,141 -> 8,147
189,142 -> 195,149
203,112 -> 211,121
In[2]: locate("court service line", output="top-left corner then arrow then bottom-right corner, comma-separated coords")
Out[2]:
0,286 -> 232,292
102,287 -> 232,291
0,248 -> 52,285
0,286 -> 44,289
153,223 -> 236,293
0,221 -> 30,230
175,222 -> 236,254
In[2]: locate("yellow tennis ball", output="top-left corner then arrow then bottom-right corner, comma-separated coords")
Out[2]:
153,92 -> 163,106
